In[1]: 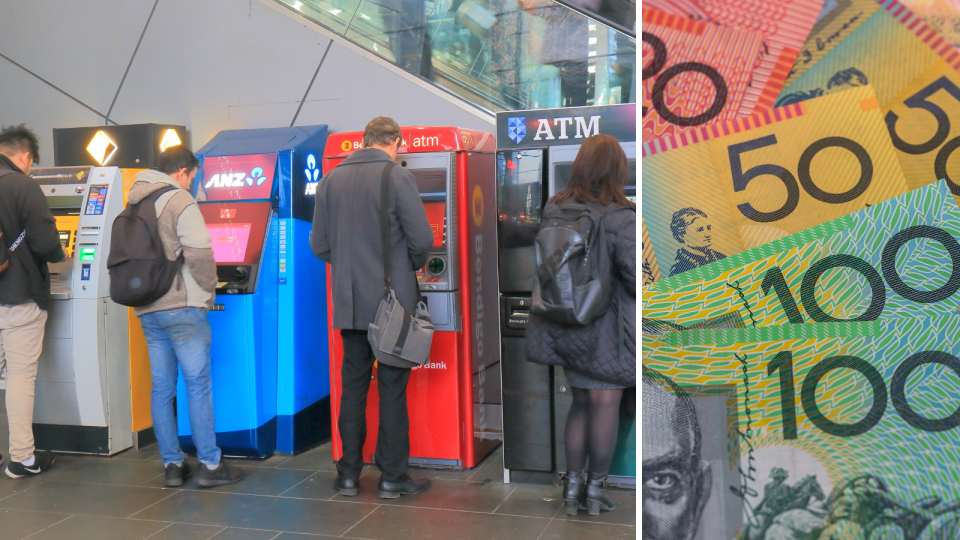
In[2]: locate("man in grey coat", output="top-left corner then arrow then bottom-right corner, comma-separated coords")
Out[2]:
310,117 -> 434,498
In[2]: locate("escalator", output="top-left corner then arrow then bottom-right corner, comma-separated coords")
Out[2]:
269,0 -> 636,115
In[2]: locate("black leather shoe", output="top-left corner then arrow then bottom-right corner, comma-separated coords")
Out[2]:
377,475 -> 431,499
335,474 -> 360,496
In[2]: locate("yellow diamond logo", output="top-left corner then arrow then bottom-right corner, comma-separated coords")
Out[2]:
76,171 -> 85,180
159,129 -> 182,152
86,131 -> 117,166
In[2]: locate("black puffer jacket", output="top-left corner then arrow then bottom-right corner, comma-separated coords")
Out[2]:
0,155 -> 66,310
525,200 -> 636,386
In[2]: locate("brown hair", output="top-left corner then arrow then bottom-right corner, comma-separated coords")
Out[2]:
551,134 -> 634,208
363,116 -> 402,147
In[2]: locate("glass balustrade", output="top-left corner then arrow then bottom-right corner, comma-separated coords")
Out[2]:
273,0 -> 636,113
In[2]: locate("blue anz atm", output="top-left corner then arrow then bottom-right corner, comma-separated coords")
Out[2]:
178,126 -> 331,457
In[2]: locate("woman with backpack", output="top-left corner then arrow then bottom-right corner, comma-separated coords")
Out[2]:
526,134 -> 636,516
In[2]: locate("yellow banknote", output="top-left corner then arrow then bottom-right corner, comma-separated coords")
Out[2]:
784,0 -> 880,85
642,85 -> 909,281
642,217 -> 663,287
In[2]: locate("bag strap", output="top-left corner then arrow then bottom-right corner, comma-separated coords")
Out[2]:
379,162 -> 397,292
140,185 -> 177,206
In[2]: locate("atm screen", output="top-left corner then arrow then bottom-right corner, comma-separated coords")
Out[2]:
208,224 -> 253,263
423,202 -> 446,247
198,202 -> 271,266
412,170 -> 446,202
554,159 -> 637,195
84,185 -> 109,215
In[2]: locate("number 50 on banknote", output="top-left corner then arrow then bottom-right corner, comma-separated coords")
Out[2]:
643,86 -> 909,281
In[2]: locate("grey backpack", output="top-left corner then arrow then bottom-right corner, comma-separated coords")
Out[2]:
532,202 -> 629,326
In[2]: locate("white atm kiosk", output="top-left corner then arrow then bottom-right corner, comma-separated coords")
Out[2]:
29,166 -> 132,455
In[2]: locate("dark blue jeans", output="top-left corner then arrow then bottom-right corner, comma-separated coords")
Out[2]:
140,307 -> 221,467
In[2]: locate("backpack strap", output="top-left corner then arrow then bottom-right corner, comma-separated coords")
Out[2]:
140,185 -> 178,206
379,162 -> 398,292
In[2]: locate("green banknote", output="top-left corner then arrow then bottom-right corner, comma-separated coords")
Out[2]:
643,180 -> 960,328
642,318 -> 960,540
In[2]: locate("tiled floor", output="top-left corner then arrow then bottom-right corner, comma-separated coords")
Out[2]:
0,414 -> 636,540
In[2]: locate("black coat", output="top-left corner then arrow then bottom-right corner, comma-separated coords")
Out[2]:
310,148 -> 434,330
525,201 -> 636,386
0,155 -> 66,310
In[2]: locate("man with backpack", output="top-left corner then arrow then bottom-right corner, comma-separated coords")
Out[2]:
0,124 -> 64,478
121,145 -> 243,488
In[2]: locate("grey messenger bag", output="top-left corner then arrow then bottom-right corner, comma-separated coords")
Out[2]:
367,162 -> 434,368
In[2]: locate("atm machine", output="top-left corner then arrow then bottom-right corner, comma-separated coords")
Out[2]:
322,126 -> 502,469
494,105 -> 636,486
27,166 -> 133,455
182,126 -> 330,457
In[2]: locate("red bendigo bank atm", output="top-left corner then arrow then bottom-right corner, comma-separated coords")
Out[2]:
323,127 -> 501,469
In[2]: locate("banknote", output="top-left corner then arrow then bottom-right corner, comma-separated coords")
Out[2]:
900,0 -> 960,49
784,0 -> 880,85
646,0 -> 824,114
643,180 -> 960,328
642,217 -> 663,286
642,7 -> 765,142
642,86 -> 909,282
777,0 -> 960,109
642,318 -> 960,540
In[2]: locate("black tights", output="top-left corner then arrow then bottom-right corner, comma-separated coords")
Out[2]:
564,387 -> 624,474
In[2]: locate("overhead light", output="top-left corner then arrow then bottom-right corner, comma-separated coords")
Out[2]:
587,65 -> 596,73
329,8 -> 341,15
588,37 -> 597,45
293,1 -> 303,9
589,24 -> 596,31
159,129 -> 182,152
588,51 -> 597,57
87,131 -> 118,166
360,13 -> 370,19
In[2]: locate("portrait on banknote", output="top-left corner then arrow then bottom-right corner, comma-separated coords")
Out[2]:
668,208 -> 728,277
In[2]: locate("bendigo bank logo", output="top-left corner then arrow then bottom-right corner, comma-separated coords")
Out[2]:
205,167 -> 267,189
472,185 -> 484,227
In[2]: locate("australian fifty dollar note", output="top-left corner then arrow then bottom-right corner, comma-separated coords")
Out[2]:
642,318 -> 960,540
778,0 -> 960,201
642,85 -> 909,282
643,180 -> 960,329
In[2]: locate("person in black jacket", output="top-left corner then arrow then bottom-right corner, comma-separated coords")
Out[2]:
0,124 -> 65,478
525,134 -> 636,516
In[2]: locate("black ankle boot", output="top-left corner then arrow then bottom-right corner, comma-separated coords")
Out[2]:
562,470 -> 586,516
585,471 -> 616,516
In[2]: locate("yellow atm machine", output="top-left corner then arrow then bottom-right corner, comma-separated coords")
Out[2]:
54,123 -> 188,448
29,166 -> 132,454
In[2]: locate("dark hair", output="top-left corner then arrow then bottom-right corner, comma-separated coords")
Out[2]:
670,207 -> 708,243
0,124 -> 40,163
157,145 -> 199,175
827,67 -> 868,89
362,116 -> 402,148
551,134 -> 633,208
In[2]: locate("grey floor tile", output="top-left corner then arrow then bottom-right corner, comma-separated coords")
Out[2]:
346,505 -> 550,540
0,474 -> 47,502
27,514 -> 169,540
0,481 -> 175,518
278,471 -> 340,501
131,491 -> 378,536
223,454 -> 292,469
494,483 -> 563,518
208,528 -> 280,540
115,443 -> 162,462
0,508 -> 70,540
552,488 -> 636,526
47,455 -> 166,486
275,446 -> 336,472
274,535 -> 341,540
333,476 -> 516,513
141,465 -> 314,496
537,519 -> 637,540
145,523 -> 225,540
466,449 -> 505,483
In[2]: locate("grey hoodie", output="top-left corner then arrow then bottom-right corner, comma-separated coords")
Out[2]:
127,169 -> 216,316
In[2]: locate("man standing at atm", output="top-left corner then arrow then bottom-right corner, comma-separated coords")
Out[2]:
0,124 -> 64,478
311,117 -> 434,498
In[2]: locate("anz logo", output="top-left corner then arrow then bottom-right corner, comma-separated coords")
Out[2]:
304,154 -> 320,196
205,167 -> 267,188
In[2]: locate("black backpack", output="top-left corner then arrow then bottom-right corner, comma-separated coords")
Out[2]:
0,170 -> 25,275
531,202 -> 629,326
107,186 -> 181,307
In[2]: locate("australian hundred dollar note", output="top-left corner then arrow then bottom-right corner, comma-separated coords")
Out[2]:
641,7 -> 765,142
642,85 -> 909,282
643,180 -> 960,328
642,318 -> 960,540
645,0 -> 824,115
778,0 -> 960,201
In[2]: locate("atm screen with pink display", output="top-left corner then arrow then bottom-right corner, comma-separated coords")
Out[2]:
207,224 -> 252,263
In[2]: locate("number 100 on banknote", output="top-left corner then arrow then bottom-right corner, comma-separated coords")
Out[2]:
643,86 -> 910,281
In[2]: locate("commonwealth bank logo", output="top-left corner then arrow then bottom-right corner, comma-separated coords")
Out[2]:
508,117 -> 526,144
